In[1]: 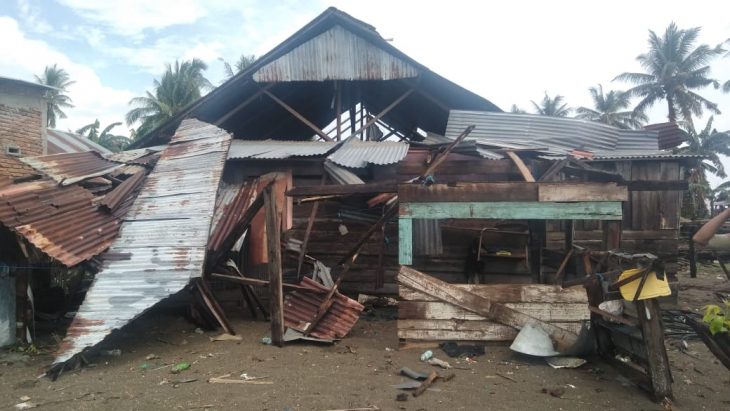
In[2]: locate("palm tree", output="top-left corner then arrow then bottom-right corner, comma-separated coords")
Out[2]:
674,117 -> 730,218
575,85 -> 648,129
531,93 -> 571,117
723,38 -> 730,93
35,64 -> 75,128
76,119 -> 131,152
220,54 -> 256,79
509,104 -> 527,114
126,59 -> 212,140
614,22 -> 723,125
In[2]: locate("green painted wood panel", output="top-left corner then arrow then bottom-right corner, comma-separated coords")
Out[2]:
400,202 -> 622,220
399,218 -> 413,265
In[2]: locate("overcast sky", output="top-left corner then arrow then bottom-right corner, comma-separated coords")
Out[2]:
1,0 -> 729,185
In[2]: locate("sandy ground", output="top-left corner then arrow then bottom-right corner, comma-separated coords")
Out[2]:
1,267 -> 730,411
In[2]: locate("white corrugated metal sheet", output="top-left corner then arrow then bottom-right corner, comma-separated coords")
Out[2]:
445,111 -> 659,154
53,119 -> 232,366
327,139 -> 408,168
253,25 -> 420,82
227,140 -> 338,159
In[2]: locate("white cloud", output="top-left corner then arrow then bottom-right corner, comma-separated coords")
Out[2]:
0,17 -> 136,135
16,0 -> 52,34
107,37 -> 225,75
56,0 -> 207,36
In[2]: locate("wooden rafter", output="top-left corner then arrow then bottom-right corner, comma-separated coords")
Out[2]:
262,89 -> 332,142
347,88 -> 414,140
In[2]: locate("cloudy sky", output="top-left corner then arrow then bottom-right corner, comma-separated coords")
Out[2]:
1,0 -> 729,184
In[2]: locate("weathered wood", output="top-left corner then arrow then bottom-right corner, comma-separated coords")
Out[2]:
538,158 -> 569,182
421,125 -> 476,178
398,284 -> 587,303
413,371 -> 438,397
398,182 -> 538,203
210,273 -> 323,293
264,185 -> 284,346
626,180 -> 688,191
263,89 -> 332,142
195,278 -> 235,335
287,182 -> 397,197
397,321 -> 584,341
636,299 -> 673,400
399,218 -> 413,265
553,249 -> 574,285
398,301 -> 589,322
214,84 -> 273,126
538,183 -> 628,202
348,88 -> 414,140
297,174 -> 327,277
506,151 -> 535,182
400,201 -> 623,220
588,306 -> 638,327
397,266 -> 580,351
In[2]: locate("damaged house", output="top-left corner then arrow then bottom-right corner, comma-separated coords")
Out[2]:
0,6 -> 702,399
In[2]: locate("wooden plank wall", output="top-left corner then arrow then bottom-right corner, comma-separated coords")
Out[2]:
546,160 -> 682,279
398,284 -> 589,341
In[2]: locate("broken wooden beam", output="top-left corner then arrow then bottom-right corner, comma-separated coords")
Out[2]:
397,266 -> 580,352
506,151 -> 535,182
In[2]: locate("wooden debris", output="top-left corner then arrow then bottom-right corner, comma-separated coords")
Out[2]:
413,371 -> 438,397
505,151 -> 535,182
207,374 -> 273,385
264,184 -> 284,346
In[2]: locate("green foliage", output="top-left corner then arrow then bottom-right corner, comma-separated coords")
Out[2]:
614,22 -> 723,125
219,54 -> 256,80
126,59 -> 212,141
76,119 -> 131,152
531,92 -> 571,117
703,301 -> 730,335
576,84 -> 648,129
35,64 -> 75,128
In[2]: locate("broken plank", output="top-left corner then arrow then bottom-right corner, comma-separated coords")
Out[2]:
397,266 -> 579,352
398,301 -> 589,322
397,319 -> 584,335
538,183 -> 628,202
399,201 -> 623,220
397,326 -> 581,342
398,284 -> 587,303
506,151 -> 535,182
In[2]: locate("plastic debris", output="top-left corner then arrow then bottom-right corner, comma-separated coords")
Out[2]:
171,362 -> 191,374
419,350 -> 433,361
261,336 -> 272,345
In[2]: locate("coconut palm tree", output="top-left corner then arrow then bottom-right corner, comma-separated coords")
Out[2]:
126,59 -> 212,140
509,104 -> 527,114
723,38 -> 730,93
531,93 -> 571,117
614,22 -> 723,125
220,54 -> 256,79
575,85 -> 648,129
35,64 -> 74,128
675,117 -> 730,218
76,119 -> 131,152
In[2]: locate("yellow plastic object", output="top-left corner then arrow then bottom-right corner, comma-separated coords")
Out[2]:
618,268 -> 671,300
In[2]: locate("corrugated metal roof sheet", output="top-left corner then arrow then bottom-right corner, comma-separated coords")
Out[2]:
46,129 -> 112,155
644,122 -> 687,150
283,277 -> 364,340
591,151 -> 706,161
0,180 -> 126,267
228,140 -> 338,160
53,119 -> 232,366
253,25 -> 419,82
446,111 -> 655,152
20,152 -> 124,185
327,139 -> 409,168
104,146 -> 166,163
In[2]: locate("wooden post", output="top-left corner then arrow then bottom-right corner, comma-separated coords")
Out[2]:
688,227 -> 697,278
636,299 -> 673,400
399,218 -> 413,265
602,220 -> 621,250
264,185 -> 284,346
297,174 -> 327,277
528,220 -> 546,283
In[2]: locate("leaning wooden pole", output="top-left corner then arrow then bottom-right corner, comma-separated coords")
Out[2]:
264,184 -> 284,346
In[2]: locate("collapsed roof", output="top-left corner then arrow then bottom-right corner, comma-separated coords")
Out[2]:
130,7 -> 501,148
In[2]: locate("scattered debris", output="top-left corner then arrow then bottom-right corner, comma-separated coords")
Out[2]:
413,371 -> 438,397
210,333 -> 243,342
495,372 -> 517,383
439,341 -> 485,358
541,387 -> 565,398
260,337 -> 272,345
427,358 -> 452,369
208,374 -> 273,385
100,349 -> 121,357
145,354 -> 159,360
546,357 -> 587,369
395,393 -> 409,402
171,362 -> 191,374
419,350 -> 433,361
399,367 -> 429,380
14,402 -> 36,410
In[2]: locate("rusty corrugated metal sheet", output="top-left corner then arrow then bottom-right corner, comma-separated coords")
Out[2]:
99,171 -> 147,214
53,119 -> 232,366
283,277 -> 364,340
20,152 -> 124,186
253,25 -> 419,82
46,129 -> 112,155
327,140 -> 409,168
208,180 -> 258,253
644,122 -> 687,150
104,146 -> 166,163
0,180 -> 126,266
227,140 -> 337,160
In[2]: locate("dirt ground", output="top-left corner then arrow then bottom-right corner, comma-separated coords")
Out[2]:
2,267 -> 730,411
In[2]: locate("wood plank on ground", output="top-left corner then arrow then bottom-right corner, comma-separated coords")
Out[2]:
398,301 -> 589,322
398,284 -> 587,303
397,266 -> 580,351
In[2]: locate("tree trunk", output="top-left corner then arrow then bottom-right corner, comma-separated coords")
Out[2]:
666,94 -> 677,123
